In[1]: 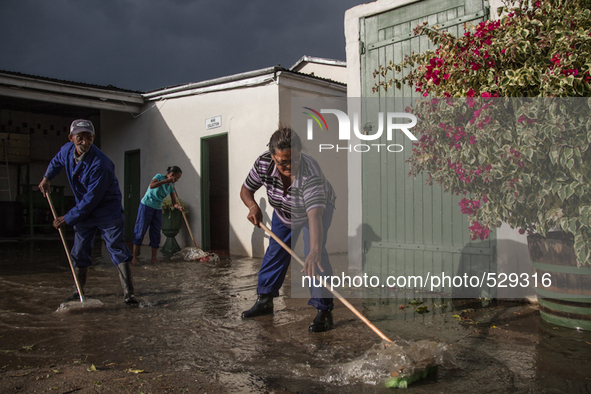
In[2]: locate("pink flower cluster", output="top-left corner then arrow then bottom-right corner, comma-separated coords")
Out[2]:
549,51 -> 580,76
412,134 -> 438,158
509,148 -> 525,168
562,69 -> 578,76
459,20 -> 501,74
446,157 -> 492,184
448,161 -> 476,183
439,122 -> 467,150
416,19 -> 502,96
425,57 -> 444,86
459,198 -> 481,215
469,221 -> 491,241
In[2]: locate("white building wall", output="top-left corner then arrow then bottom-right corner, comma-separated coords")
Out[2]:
277,76 -> 348,258
102,83 -> 280,257
101,70 -> 346,259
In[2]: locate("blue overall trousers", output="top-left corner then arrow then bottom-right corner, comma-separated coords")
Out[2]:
132,203 -> 163,248
71,214 -> 132,268
257,204 -> 334,311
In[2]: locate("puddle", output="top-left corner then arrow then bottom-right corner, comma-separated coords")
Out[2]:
0,238 -> 590,393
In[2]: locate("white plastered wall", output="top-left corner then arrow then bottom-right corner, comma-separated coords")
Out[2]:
102,71 -> 347,258
101,82 -> 280,257
277,73 -> 348,257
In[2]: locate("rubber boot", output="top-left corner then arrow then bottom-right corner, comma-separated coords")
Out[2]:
308,309 -> 333,333
117,262 -> 139,305
241,294 -> 273,318
65,267 -> 87,302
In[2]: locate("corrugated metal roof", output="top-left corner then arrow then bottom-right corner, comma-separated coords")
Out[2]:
290,56 -> 347,71
286,67 -> 346,86
0,69 -> 141,94
143,65 -> 346,100
1,63 -> 345,100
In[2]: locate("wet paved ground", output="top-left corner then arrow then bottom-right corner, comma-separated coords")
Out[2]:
0,236 -> 590,393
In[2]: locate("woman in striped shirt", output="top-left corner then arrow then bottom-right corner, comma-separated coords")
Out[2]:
240,126 -> 336,333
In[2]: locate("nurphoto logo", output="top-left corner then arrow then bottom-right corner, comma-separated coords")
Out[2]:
303,107 -> 418,153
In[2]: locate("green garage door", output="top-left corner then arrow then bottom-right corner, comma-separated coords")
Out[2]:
360,0 -> 496,297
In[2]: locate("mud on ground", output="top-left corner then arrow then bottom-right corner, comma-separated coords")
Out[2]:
1,239 -> 590,393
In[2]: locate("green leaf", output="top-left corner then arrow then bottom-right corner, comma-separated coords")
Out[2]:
524,147 -> 534,160
530,19 -> 543,27
557,185 -> 567,202
569,218 -> 578,233
527,193 -> 537,205
549,148 -> 560,165
565,183 -> 575,200
522,173 -> 532,185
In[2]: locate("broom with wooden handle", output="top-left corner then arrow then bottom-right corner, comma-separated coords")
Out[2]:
171,183 -> 198,248
258,222 -> 393,343
259,222 -> 442,388
46,192 -> 85,303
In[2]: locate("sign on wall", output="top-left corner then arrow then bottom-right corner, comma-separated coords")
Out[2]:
205,116 -> 221,130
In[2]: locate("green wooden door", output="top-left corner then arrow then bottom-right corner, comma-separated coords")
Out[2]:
124,150 -> 141,242
360,0 -> 496,297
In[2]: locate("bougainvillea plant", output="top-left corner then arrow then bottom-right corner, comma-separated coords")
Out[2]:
373,0 -> 591,266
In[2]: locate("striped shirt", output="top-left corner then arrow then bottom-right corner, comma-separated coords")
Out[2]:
244,151 -> 336,228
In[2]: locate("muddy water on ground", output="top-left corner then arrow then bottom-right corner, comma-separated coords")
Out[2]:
0,238 -> 590,393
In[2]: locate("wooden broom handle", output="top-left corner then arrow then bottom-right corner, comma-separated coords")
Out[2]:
172,184 -> 198,248
46,192 -> 85,302
259,222 -> 393,343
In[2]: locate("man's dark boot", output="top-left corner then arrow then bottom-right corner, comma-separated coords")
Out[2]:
241,294 -> 273,318
117,262 -> 139,305
308,309 -> 333,333
65,267 -> 87,302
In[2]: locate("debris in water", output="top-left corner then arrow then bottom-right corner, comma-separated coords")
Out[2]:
337,339 -> 455,388
415,306 -> 429,314
138,299 -> 153,308
125,368 -> 145,374
171,247 -> 220,262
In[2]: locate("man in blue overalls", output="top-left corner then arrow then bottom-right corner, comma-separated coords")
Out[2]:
38,119 -> 138,305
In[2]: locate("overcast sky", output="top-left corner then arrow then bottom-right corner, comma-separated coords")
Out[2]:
0,0 -> 369,92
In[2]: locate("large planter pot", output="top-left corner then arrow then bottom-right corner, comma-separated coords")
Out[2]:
161,209 -> 183,255
527,232 -> 591,330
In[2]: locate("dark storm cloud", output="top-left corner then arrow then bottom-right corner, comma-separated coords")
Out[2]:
0,0 -> 368,92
